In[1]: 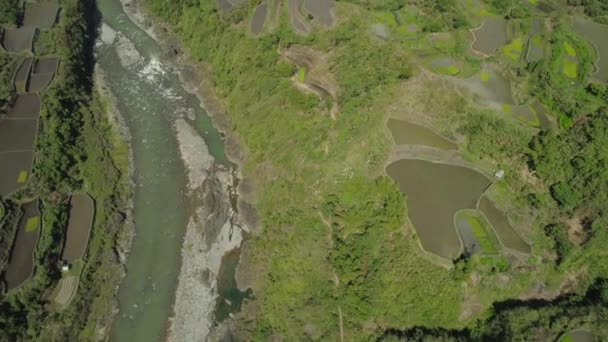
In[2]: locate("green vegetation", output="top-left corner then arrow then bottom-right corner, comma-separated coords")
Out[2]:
141,0 -> 608,339
296,66 -> 306,82
501,36 -> 524,60
563,58 -> 578,78
467,215 -> 498,254
24,216 -> 39,232
0,54 -> 20,110
0,0 -> 129,340
0,0 -> 19,25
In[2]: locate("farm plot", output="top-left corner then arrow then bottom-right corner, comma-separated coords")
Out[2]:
1,28 -> 35,52
526,18 -> 545,63
26,57 -> 59,93
288,0 -> 310,34
250,3 -> 267,35
53,275 -> 79,308
479,196 -> 531,254
0,119 -> 38,152
0,152 -> 34,196
471,18 -> 507,56
62,193 -> 94,263
23,2 -> 61,29
0,119 -> 38,151
5,94 -> 41,119
14,57 -> 33,93
27,73 -> 54,93
303,0 -> 335,26
3,200 -> 40,291
572,17 -> 608,83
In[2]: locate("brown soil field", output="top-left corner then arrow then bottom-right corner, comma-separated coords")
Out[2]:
62,193 -> 95,263
5,94 -> 41,119
0,119 -> 38,152
1,28 -> 35,53
23,2 -> 61,29
3,200 -> 40,291
0,152 -> 34,196
14,57 -> 33,93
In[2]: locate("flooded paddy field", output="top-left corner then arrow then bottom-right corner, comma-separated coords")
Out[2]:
14,57 -> 33,93
62,193 -> 94,263
250,3 -> 267,35
6,94 -> 41,119
451,67 -> 514,105
23,2 -> 61,29
28,73 -> 54,93
288,0 -> 310,34
1,28 -> 35,52
303,0 -> 335,26
3,200 -> 40,291
472,18 -> 507,56
572,17 -> 608,83
388,118 -> 457,150
386,159 -> 491,259
479,196 -> 531,253
0,152 -> 34,196
0,120 -> 38,151
526,18 -> 545,63
34,57 -> 59,74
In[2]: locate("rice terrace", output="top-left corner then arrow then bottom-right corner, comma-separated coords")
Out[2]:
0,0 -> 96,314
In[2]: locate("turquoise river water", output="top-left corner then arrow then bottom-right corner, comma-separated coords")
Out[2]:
96,0 -> 228,340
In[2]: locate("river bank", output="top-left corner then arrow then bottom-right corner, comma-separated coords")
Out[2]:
112,0 -> 258,339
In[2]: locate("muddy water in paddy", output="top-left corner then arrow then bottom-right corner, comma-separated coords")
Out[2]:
250,3 -> 267,34
97,0 -> 229,340
386,159 -> 491,259
4,200 -> 39,290
479,196 -> 531,253
572,17 -> 608,83
62,193 -> 94,263
472,18 -> 507,56
388,118 -> 457,150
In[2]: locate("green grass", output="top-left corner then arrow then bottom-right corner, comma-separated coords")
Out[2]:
480,70 -> 490,82
501,37 -> 524,61
297,66 -> 306,82
563,41 -> 577,57
502,104 -> 512,114
467,215 -> 499,254
433,64 -> 460,76
25,216 -> 40,233
563,58 -> 578,78
16,170 -> 28,184
373,11 -> 398,27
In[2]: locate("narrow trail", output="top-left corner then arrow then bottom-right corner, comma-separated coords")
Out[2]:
338,306 -> 344,342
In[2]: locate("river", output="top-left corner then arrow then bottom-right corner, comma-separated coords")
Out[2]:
95,0 -> 233,340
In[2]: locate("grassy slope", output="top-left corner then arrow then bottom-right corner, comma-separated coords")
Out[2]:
144,0 -> 608,340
